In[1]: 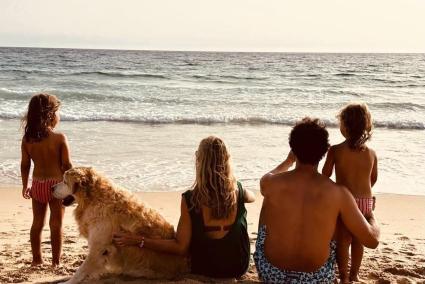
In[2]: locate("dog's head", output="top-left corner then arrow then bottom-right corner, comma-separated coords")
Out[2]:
53,167 -> 97,206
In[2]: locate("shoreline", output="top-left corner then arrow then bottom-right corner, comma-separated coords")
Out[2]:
1,186 -> 425,283
2,184 -> 425,198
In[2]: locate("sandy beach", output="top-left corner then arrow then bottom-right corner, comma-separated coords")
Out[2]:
0,186 -> 424,283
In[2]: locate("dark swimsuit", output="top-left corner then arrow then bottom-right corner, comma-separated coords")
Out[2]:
182,182 -> 250,278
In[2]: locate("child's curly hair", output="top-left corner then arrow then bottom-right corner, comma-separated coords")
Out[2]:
338,103 -> 372,150
22,94 -> 61,142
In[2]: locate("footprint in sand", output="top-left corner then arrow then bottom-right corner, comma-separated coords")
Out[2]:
398,236 -> 410,241
397,277 -> 415,284
384,267 -> 422,278
376,278 -> 391,284
382,247 -> 394,253
380,256 -> 392,264
400,250 -> 415,257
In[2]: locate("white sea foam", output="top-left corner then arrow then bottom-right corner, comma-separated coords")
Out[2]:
1,48 -> 425,194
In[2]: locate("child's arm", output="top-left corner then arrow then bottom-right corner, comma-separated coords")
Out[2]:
60,134 -> 72,173
20,139 -> 31,199
371,151 -> 378,187
322,146 -> 335,178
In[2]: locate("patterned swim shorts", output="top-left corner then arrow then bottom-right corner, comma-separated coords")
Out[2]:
253,225 -> 336,283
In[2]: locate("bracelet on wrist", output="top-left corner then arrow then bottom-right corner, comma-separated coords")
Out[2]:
139,237 -> 145,249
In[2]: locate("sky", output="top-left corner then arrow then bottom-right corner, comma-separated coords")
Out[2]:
0,0 -> 424,52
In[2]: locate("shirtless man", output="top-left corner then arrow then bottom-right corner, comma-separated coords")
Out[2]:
254,117 -> 379,283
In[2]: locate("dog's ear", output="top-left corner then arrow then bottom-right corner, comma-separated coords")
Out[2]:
77,167 -> 97,194
70,167 -> 96,194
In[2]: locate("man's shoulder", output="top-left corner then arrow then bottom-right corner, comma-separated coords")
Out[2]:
260,171 -> 292,193
319,175 -> 346,196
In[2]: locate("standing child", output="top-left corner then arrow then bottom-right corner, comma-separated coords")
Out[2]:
21,94 -> 72,267
322,103 -> 378,283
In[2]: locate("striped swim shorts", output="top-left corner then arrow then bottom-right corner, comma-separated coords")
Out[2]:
30,179 -> 62,204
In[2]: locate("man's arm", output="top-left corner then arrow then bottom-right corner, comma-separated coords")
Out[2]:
339,186 -> 380,248
260,151 -> 295,196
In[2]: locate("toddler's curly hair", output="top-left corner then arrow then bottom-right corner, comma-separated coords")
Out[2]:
338,103 -> 372,149
22,93 -> 61,142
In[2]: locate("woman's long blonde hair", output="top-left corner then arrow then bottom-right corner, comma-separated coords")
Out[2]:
191,136 -> 237,219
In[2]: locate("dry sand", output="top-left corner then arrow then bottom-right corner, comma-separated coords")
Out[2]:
1,186 -> 424,283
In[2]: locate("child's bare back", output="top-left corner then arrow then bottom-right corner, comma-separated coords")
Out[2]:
23,131 -> 70,180
322,103 -> 378,283
326,141 -> 377,198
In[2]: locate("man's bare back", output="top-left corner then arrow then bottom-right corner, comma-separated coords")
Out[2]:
261,166 -> 343,271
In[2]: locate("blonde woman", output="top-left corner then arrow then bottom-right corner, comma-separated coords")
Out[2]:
114,136 -> 255,278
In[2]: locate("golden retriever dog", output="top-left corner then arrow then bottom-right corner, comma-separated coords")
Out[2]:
52,167 -> 188,284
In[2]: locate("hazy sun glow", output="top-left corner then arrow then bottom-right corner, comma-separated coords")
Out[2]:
1,0 -> 424,52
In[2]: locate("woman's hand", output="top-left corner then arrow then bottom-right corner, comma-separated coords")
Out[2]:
22,187 -> 31,199
113,231 -> 144,247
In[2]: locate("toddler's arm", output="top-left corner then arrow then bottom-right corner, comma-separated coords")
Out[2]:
60,134 -> 72,173
371,151 -> 378,187
322,146 -> 335,177
20,139 -> 31,199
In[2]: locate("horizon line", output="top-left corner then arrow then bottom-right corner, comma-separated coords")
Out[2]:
1,45 -> 424,54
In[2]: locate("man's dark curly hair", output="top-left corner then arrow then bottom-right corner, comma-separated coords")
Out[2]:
289,117 -> 330,165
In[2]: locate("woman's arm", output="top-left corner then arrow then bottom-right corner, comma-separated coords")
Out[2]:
244,189 -> 256,203
114,197 -> 192,256
20,139 -> 31,199
59,134 -> 72,173
322,146 -> 335,178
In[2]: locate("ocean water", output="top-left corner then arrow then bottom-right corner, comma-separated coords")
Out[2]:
0,47 -> 424,195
